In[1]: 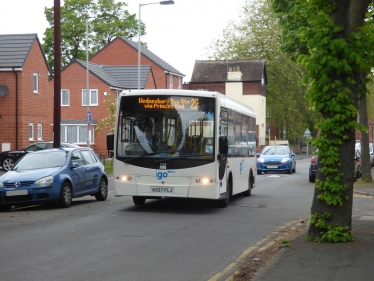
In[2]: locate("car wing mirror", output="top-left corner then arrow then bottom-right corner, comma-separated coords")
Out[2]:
71,162 -> 79,168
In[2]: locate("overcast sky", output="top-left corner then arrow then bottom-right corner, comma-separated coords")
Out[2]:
0,0 -> 245,81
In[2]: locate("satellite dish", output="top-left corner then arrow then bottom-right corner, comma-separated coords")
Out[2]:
0,85 -> 9,96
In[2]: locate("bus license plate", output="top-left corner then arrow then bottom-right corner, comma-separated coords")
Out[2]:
151,187 -> 174,193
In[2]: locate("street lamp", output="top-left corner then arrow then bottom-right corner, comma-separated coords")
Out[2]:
86,16 -> 92,148
138,1 -> 175,89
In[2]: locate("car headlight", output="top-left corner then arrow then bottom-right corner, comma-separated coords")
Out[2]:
281,158 -> 290,163
0,182 -> 3,188
257,158 -> 265,163
35,176 -> 54,185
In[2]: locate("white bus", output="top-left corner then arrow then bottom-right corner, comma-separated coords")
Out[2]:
107,89 -> 257,207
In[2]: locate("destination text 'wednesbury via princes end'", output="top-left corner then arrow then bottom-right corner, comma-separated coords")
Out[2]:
138,97 -> 199,110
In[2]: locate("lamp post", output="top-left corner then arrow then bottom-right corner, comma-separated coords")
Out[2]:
138,1 -> 175,89
86,16 -> 92,148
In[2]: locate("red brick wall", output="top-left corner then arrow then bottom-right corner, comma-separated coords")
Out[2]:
52,61 -> 118,153
0,72 -> 18,150
0,39 -> 51,151
243,82 -> 261,95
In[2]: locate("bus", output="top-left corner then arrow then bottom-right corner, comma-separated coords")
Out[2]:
107,89 -> 257,207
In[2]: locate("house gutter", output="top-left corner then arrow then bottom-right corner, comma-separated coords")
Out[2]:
12,68 -> 19,149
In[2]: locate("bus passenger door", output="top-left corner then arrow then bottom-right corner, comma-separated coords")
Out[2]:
219,110 -> 229,194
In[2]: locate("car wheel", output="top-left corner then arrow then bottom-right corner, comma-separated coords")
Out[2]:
287,168 -> 292,174
257,170 -> 261,175
242,176 -> 253,197
292,164 -> 296,173
95,178 -> 108,201
133,196 -> 146,205
2,157 -> 15,171
58,182 -> 72,208
0,205 -> 12,212
309,174 -> 315,183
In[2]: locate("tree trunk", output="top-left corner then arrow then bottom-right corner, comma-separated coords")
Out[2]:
308,0 -> 371,238
358,83 -> 372,182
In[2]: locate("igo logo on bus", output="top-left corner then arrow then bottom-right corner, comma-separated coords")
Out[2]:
156,170 -> 176,180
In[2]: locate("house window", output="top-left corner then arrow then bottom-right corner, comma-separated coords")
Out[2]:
29,123 -> 34,140
178,77 -> 182,89
82,89 -> 98,106
33,73 -> 38,93
37,123 -> 42,140
170,74 -> 173,89
61,124 -> 95,145
61,90 -> 70,106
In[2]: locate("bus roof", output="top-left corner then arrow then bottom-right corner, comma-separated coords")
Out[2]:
119,89 -> 256,118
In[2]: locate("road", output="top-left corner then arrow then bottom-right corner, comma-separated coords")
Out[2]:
0,159 -> 315,281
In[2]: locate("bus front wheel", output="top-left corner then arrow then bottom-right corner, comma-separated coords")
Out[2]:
133,196 -> 146,205
218,179 -> 232,208
243,176 -> 253,197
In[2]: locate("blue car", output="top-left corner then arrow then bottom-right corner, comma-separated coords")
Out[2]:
0,147 -> 108,211
256,145 -> 296,175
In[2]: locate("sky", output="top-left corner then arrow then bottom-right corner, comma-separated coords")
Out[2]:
0,0 -> 245,82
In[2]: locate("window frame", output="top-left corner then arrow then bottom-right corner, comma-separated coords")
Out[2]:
37,123 -> 42,140
60,124 -> 95,145
29,123 -> 34,141
82,89 -> 98,106
169,74 -> 173,89
33,73 -> 38,94
61,89 -> 70,106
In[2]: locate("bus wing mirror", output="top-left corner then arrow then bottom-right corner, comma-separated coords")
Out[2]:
219,136 -> 228,155
106,134 -> 114,151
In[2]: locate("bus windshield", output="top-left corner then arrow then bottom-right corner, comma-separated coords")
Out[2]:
116,95 -> 216,165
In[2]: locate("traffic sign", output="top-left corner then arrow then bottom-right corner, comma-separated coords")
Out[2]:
304,128 -> 311,138
87,111 -> 92,122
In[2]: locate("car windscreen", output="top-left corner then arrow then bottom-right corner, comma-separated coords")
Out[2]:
262,147 -> 289,155
12,151 -> 68,171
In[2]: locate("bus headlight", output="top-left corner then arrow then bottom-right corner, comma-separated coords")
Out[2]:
121,175 -> 132,182
196,178 -> 214,185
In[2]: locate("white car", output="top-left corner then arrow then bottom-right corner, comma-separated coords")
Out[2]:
355,141 -> 374,167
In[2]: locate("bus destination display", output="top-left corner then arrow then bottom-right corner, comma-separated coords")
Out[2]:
137,97 -> 199,110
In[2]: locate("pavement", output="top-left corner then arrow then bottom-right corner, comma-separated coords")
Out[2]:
252,154 -> 374,281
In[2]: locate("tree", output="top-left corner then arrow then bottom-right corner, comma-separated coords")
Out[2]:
271,0 -> 374,241
43,0 -> 142,73
207,0 -> 320,142
95,93 -> 116,134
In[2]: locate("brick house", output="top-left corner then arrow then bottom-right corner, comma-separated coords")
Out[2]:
0,34 -> 52,152
50,37 -> 185,155
183,59 -> 268,147
90,37 -> 185,90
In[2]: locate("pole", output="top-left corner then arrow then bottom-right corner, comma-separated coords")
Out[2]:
138,3 -> 141,90
53,0 -> 61,148
86,16 -> 90,148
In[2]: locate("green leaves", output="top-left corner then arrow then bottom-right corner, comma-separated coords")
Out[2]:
310,213 -> 355,242
42,0 -> 140,74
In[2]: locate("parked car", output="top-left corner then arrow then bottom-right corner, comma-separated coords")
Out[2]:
256,145 -> 296,175
0,147 -> 108,211
309,149 -> 361,183
355,141 -> 374,167
0,142 -> 79,171
309,155 -> 318,183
